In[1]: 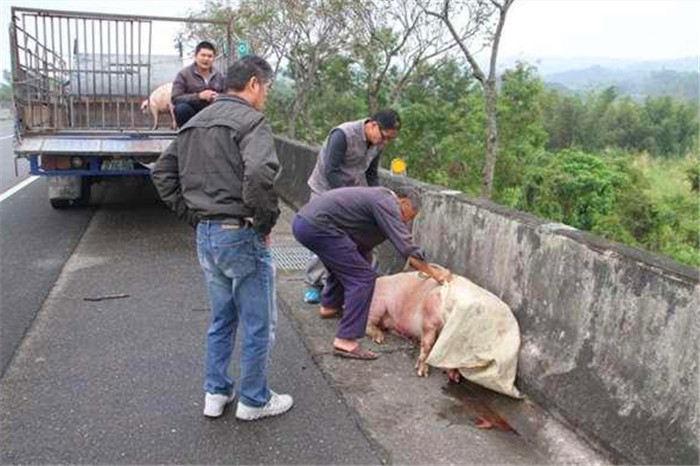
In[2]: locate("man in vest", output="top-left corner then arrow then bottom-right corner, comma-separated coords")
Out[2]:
303,109 -> 401,306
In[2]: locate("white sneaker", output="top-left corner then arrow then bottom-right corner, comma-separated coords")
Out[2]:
235,391 -> 294,421
203,392 -> 236,418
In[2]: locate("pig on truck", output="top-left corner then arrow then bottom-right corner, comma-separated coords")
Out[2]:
9,7 -> 232,208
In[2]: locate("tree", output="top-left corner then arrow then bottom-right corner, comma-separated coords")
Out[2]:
496,62 -> 548,195
263,0 -> 350,142
350,0 -> 455,114
423,0 -> 515,199
384,58 -> 482,191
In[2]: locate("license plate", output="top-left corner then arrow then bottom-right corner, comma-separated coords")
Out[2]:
102,159 -> 134,171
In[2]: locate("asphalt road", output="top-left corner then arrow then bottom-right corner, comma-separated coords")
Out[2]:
0,127 -> 381,463
0,119 -> 30,192
0,121 -> 96,375
0,180 -> 381,464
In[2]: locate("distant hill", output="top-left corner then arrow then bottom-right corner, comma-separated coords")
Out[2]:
496,56 -> 698,102
542,66 -> 698,103
499,55 -> 697,75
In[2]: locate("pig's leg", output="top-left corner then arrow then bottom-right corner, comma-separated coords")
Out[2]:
415,289 -> 443,377
415,327 -> 437,377
446,369 -> 461,383
366,282 -> 388,344
168,103 -> 176,129
366,322 -> 385,344
150,103 -> 159,130
366,298 -> 386,344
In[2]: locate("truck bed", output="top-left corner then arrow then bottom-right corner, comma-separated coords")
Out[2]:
15,132 -> 175,157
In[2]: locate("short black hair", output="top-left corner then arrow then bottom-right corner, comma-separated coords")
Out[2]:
195,41 -> 216,55
371,109 -> 401,131
394,185 -> 421,211
226,55 -> 273,92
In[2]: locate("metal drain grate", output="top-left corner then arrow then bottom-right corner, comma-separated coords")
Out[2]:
271,246 -> 311,270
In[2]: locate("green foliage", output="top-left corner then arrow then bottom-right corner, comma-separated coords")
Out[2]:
517,149 -> 699,266
306,55 -> 367,142
519,149 -> 622,230
685,157 -> 700,192
386,59 -> 484,195
542,85 -> 698,157
495,63 -> 548,195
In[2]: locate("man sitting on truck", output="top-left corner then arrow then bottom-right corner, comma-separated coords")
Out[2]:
171,41 -> 225,128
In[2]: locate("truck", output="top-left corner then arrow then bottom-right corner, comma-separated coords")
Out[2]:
9,7 -> 232,208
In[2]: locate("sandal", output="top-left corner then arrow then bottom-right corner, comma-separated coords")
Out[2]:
333,344 -> 379,360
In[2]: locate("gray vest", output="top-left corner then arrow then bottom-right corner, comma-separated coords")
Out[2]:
307,119 -> 382,194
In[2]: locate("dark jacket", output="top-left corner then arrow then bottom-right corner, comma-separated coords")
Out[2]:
151,95 -> 281,235
171,64 -> 225,106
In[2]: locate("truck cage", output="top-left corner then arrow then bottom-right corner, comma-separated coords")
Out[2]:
9,7 -> 232,189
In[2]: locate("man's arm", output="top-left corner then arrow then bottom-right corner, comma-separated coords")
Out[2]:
324,130 -> 352,189
371,193 -> 451,283
151,139 -> 200,227
239,117 -> 281,236
365,154 -> 380,187
372,193 -> 426,259
171,70 -> 200,106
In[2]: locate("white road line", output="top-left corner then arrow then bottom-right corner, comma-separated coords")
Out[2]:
0,135 -> 13,141
0,176 -> 40,203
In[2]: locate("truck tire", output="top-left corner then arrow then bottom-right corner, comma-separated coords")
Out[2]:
48,176 -> 91,209
49,198 -> 72,209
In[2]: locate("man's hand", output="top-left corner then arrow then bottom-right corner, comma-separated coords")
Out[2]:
409,257 -> 453,284
198,89 -> 218,102
431,267 -> 453,285
261,234 -> 271,247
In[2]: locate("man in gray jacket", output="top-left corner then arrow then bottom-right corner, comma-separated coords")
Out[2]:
171,41 -> 225,127
152,55 -> 293,421
303,109 -> 401,306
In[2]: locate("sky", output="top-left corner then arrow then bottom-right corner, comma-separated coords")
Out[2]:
1,0 -> 699,78
502,0 -> 699,60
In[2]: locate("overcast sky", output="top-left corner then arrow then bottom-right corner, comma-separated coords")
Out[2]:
2,0 -> 698,77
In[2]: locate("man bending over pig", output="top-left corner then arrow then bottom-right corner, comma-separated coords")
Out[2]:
292,186 -> 451,360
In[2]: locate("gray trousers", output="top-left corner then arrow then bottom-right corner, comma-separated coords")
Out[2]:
304,191 -> 328,289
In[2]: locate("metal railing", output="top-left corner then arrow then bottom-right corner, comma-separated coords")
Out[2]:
10,7 -> 232,134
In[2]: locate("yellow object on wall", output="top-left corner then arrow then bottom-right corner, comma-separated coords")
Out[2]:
390,157 -> 407,177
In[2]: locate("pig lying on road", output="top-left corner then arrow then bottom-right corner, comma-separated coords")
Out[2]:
140,83 -> 176,130
367,271 -> 522,398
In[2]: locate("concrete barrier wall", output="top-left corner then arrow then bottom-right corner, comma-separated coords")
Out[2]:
274,136 -> 699,465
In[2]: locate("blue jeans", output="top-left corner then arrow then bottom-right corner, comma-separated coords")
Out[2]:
174,101 -> 206,127
196,221 -> 277,408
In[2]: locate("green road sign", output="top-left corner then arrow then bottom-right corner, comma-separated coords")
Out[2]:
237,41 -> 251,57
